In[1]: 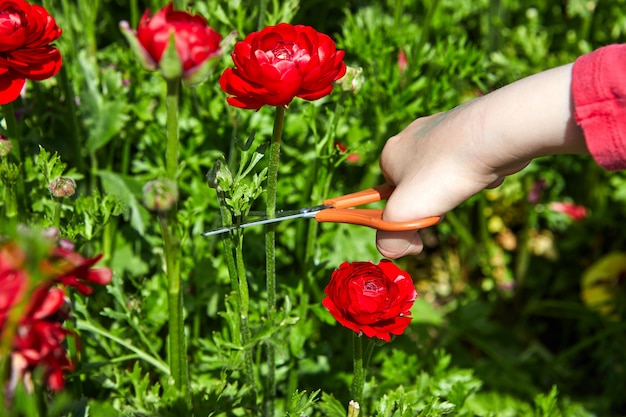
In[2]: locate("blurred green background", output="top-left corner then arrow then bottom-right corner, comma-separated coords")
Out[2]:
4,0 -> 626,415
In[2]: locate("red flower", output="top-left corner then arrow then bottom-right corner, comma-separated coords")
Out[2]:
120,3 -> 222,83
49,240 -> 113,295
334,141 -> 361,164
322,260 -> 417,342
549,201 -> 588,221
11,287 -> 74,392
0,236 -> 111,394
0,0 -> 62,105
397,48 -> 408,75
219,23 -> 346,110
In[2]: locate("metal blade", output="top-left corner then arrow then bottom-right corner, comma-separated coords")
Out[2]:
202,205 -> 326,236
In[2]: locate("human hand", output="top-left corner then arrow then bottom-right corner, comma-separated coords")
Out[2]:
376,63 -> 586,258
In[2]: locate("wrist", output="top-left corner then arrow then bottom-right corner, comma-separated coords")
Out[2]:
478,63 -> 588,170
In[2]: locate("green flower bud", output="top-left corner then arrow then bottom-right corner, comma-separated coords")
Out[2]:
335,66 -> 365,94
49,177 -> 76,198
0,135 -> 12,158
143,178 -> 178,212
206,157 -> 233,192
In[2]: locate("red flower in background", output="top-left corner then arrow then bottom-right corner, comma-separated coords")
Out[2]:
549,201 -> 588,221
0,0 -> 62,105
220,23 -> 346,110
322,260 -> 417,342
397,48 -> 408,76
0,236 -> 111,394
120,3 -> 222,83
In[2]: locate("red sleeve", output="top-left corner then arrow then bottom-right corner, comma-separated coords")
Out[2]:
572,44 -> 626,171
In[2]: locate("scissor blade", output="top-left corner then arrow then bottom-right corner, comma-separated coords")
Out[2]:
202,206 -> 326,236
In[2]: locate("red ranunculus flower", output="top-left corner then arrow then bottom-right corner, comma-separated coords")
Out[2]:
219,23 -> 347,110
549,201 -> 588,221
120,2 -> 221,83
0,235 -> 111,394
0,0 -> 62,105
322,260 -> 417,342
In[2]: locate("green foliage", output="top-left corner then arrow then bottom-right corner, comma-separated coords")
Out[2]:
3,0 -> 626,416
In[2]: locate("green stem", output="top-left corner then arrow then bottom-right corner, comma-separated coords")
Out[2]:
265,106 -> 285,417
159,214 -> 186,389
162,78 -> 189,401
235,233 -> 256,396
352,333 -> 364,405
58,64 -> 87,175
217,190 -> 240,296
165,80 -> 180,181
76,319 -> 170,374
2,102 -> 26,221
52,198 -> 62,227
257,0 -> 267,30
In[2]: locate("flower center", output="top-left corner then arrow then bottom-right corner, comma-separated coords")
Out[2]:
0,7 -> 24,30
364,280 -> 379,291
270,41 -> 297,61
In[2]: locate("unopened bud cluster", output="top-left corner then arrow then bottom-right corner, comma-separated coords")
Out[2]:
335,66 -> 365,94
49,177 -> 76,198
143,178 -> 179,212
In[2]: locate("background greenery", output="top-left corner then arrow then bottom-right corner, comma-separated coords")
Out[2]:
2,0 -> 626,415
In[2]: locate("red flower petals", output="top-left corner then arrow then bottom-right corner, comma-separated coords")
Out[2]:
0,0 -> 62,104
123,2 -> 222,82
220,23 -> 346,110
323,260 -> 417,342
0,237 -> 111,393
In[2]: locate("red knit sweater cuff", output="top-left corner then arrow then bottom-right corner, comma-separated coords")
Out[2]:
572,44 -> 626,171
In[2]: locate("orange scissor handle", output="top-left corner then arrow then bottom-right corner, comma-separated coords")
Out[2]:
323,183 -> 395,209
315,208 -> 442,231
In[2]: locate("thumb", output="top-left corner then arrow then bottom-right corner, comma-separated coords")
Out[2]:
375,182 -> 435,258
376,229 -> 424,259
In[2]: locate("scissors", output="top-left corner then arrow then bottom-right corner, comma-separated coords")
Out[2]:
202,183 -> 442,236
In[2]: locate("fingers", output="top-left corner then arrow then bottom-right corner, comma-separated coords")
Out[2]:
376,229 -> 424,259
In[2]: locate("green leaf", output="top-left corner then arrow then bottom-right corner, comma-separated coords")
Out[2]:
316,392 -> 349,417
97,170 -> 150,235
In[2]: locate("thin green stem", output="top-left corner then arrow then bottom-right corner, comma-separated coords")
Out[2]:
257,0 -> 267,30
52,199 -> 62,227
159,214 -> 186,388
265,106 -> 285,417
161,78 -> 189,401
2,103 -> 26,221
235,233 -> 256,397
217,190 -> 240,296
129,0 -> 139,28
58,62 -> 87,175
165,80 -> 180,181
352,333 -> 364,405
76,319 -> 170,374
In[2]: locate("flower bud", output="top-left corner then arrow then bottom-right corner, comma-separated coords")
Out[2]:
143,178 -> 178,212
206,157 -> 233,192
49,177 -> 76,198
120,4 -> 222,84
397,49 -> 408,76
0,135 -> 12,157
335,66 -> 365,94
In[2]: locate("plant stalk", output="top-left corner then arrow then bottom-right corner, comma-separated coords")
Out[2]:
352,333 -> 364,405
235,233 -> 256,395
265,105 -> 285,416
2,103 -> 26,222
162,78 -> 189,401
